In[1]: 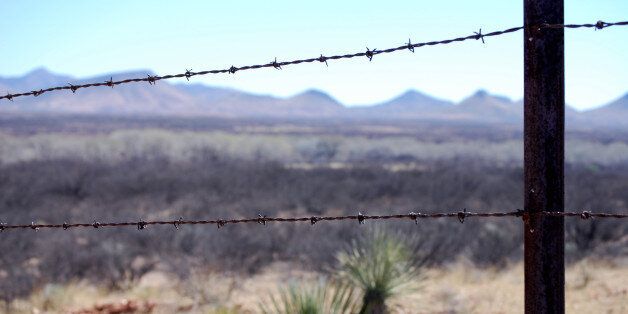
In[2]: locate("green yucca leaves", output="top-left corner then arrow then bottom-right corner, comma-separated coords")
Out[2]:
336,227 -> 424,314
261,227 -> 424,314
260,278 -> 360,314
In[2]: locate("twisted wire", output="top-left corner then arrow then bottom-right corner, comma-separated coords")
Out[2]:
1,20 -> 625,101
0,210 -> 625,232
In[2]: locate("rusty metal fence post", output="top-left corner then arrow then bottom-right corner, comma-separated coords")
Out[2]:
524,0 -> 565,313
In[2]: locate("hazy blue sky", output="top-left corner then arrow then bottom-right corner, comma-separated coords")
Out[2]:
1,1 -> 626,110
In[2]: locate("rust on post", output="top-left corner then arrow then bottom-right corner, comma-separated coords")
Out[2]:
524,0 -> 565,313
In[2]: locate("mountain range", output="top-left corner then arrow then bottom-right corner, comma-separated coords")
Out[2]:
1,68 -> 627,129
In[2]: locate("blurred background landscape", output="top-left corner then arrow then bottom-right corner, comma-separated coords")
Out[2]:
0,68 -> 627,313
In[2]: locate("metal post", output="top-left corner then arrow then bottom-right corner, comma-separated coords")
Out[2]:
524,0 -> 565,313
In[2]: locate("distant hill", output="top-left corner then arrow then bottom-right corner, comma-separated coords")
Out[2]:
365,90 -> 453,114
449,90 -> 520,123
0,68 -> 73,91
0,68 -> 626,129
586,93 -> 628,129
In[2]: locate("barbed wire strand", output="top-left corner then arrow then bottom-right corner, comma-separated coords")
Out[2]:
1,20 -> 626,102
0,210 -> 625,232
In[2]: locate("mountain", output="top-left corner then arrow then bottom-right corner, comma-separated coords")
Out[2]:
0,67 -> 72,92
278,89 -> 345,117
586,93 -> 628,128
604,93 -> 628,111
450,90 -> 521,123
352,90 -> 453,118
176,83 -> 281,117
0,68 -> 626,129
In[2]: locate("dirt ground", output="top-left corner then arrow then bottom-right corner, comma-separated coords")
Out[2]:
4,259 -> 627,314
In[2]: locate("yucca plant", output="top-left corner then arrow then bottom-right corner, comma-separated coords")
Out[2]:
336,227 -> 424,314
260,278 -> 359,314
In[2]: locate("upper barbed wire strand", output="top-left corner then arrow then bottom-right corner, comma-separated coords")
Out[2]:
0,211 -> 626,232
1,20 -> 626,101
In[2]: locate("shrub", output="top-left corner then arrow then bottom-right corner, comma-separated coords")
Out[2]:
336,227 -> 425,314
260,278 -> 359,314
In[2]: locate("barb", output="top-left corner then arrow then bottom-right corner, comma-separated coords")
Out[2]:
137,219 -> 147,230
318,54 -> 328,66
173,217 -> 183,229
2,19 -> 625,101
458,208 -> 468,223
184,69 -> 193,81
474,29 -> 485,43
0,210 -> 625,232
365,47 -> 377,61
146,75 -> 157,85
68,84 -> 78,93
406,39 -> 415,53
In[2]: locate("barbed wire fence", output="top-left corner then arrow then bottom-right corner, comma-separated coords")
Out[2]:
1,20 -> 626,102
0,14 -> 627,312
0,19 -> 626,232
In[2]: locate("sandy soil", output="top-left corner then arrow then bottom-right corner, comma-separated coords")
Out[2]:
4,259 -> 626,313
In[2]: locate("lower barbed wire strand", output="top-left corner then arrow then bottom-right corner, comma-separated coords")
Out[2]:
0,210 -> 625,232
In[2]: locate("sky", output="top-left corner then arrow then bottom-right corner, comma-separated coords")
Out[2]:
0,1 -> 626,110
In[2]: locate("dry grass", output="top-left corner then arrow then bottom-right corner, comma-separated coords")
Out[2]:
400,259 -> 627,314
3,259 -> 626,314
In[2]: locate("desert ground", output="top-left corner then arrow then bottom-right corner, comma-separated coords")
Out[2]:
3,259 -> 626,313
